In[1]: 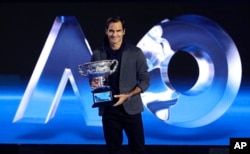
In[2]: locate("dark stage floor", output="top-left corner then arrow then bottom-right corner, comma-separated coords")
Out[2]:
0,144 -> 229,154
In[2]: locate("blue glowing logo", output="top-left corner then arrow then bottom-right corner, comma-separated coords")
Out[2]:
13,15 -> 242,128
137,15 -> 242,127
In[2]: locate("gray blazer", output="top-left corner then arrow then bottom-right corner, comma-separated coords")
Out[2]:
91,43 -> 150,115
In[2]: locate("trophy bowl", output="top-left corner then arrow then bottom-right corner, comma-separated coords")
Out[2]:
78,59 -> 118,78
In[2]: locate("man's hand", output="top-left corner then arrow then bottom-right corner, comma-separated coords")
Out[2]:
112,87 -> 141,106
113,93 -> 131,106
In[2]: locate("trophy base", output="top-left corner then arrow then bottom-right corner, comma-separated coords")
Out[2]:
92,86 -> 114,108
92,101 -> 114,108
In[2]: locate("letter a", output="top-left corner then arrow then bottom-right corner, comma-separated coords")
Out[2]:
13,16 -> 92,123
234,142 -> 241,149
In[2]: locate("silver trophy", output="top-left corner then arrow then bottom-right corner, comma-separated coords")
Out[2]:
78,59 -> 119,107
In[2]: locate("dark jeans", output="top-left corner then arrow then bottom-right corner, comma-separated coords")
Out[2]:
102,105 -> 146,154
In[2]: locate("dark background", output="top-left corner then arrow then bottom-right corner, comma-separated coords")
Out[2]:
0,1 -> 249,82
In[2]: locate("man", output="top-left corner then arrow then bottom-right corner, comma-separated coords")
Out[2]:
90,16 -> 150,154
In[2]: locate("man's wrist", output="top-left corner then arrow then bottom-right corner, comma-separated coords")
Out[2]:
127,93 -> 132,100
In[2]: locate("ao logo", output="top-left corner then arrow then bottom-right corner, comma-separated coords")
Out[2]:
13,15 -> 242,128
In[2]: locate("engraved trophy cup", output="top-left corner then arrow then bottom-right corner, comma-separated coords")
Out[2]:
78,59 -> 119,107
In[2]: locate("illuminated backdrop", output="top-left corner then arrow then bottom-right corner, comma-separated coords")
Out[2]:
0,2 -> 249,145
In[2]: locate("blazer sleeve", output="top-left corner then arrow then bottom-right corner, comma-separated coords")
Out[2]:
136,47 -> 150,92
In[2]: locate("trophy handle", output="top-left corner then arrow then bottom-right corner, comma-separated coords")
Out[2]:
78,64 -> 88,76
109,60 -> 119,74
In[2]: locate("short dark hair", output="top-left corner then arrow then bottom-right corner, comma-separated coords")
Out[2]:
105,16 -> 126,30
